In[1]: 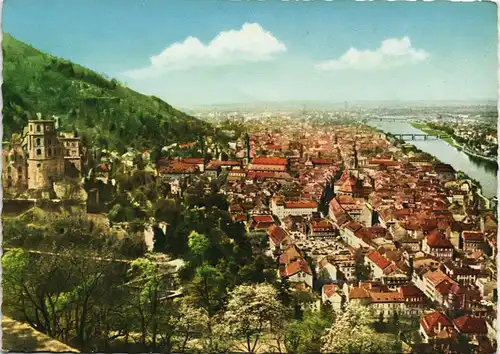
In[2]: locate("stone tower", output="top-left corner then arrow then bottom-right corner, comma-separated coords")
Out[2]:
59,131 -> 82,174
27,117 -> 64,189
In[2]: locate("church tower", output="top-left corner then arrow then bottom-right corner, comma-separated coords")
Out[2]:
27,116 -> 64,189
243,132 -> 250,167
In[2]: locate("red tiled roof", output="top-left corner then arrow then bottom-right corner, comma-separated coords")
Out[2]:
369,291 -> 404,303
233,213 -> 247,222
369,159 -> 400,166
323,284 -> 338,298
268,225 -> 288,245
462,231 -> 485,242
399,285 -> 425,298
181,158 -> 204,164
252,156 -> 288,166
157,162 -> 199,174
284,201 -> 318,209
281,258 -> 312,277
435,279 -> 455,295
229,204 -> 244,212
179,142 -> 197,148
426,229 -> 453,248
215,160 -> 241,166
420,312 -> 453,336
349,286 -> 370,299
344,221 -> 363,233
453,315 -> 487,334
252,215 -> 274,223
367,250 -> 392,270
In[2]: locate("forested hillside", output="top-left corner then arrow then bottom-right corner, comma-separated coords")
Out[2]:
2,33 -> 210,152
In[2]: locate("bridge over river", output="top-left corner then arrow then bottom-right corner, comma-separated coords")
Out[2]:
392,133 -> 450,141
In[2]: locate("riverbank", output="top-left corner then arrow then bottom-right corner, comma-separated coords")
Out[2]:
411,122 -> 497,164
410,122 -> 458,147
367,120 -> 497,197
454,139 -> 498,164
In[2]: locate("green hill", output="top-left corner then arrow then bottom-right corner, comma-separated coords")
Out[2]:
2,33 -> 210,152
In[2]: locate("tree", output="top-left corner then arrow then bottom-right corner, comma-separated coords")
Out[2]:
354,262 -> 371,281
127,258 -> 176,351
284,311 -> 332,354
185,265 -> 226,318
171,299 -> 209,353
224,283 -> 285,354
188,231 -> 210,261
321,302 -> 392,353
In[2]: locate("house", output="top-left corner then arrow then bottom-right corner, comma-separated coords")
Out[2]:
328,198 -> 351,226
248,215 -> 275,233
322,284 -> 343,311
442,261 -> 481,285
453,315 -> 487,341
279,247 -> 313,289
422,229 -> 454,260
248,156 -> 288,172
446,284 -> 481,311
339,221 -> 363,246
369,291 -> 406,317
365,250 -> 394,279
271,197 -> 318,219
181,157 -> 205,172
347,285 -> 371,304
382,271 -> 409,290
399,284 -> 425,315
422,268 -> 457,304
157,161 -> 199,181
419,311 -> 456,343
267,225 -> 293,255
309,219 -> 337,239
461,231 -> 485,252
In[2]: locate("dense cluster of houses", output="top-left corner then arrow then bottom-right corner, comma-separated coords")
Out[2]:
93,118 -> 497,352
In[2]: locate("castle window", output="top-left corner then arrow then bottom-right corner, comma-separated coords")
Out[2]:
30,125 -> 33,132
37,163 -> 41,168
48,148 -> 52,157
5,155 -> 9,163
7,166 -> 11,174
36,138 -> 41,146
17,167 -> 22,179
36,149 -> 42,156
48,138 -> 52,145
36,125 -> 41,132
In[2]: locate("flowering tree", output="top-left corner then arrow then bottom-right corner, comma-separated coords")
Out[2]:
321,302 -> 391,353
224,283 -> 285,354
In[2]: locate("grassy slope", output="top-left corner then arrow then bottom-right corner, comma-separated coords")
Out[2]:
2,33 -> 211,152
410,122 -> 457,147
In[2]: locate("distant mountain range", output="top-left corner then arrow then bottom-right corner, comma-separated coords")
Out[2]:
2,33 -> 211,152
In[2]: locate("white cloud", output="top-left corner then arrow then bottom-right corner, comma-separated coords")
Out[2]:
123,23 -> 286,78
316,37 -> 429,71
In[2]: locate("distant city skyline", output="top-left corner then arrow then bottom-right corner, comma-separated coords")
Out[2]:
4,0 -> 498,107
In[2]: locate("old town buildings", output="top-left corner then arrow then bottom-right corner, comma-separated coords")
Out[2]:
3,115 -> 82,192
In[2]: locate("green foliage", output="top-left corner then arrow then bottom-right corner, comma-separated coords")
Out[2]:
284,311 -> 333,354
355,262 -> 371,281
2,212 -> 147,259
3,33 -> 211,152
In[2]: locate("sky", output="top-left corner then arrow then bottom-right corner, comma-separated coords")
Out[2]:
3,0 -> 498,107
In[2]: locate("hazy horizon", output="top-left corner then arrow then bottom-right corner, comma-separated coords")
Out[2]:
4,1 -> 498,107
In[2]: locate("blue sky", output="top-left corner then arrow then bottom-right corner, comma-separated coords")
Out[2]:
4,0 -> 498,107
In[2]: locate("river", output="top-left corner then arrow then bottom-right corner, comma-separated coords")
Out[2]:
367,121 -> 498,198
